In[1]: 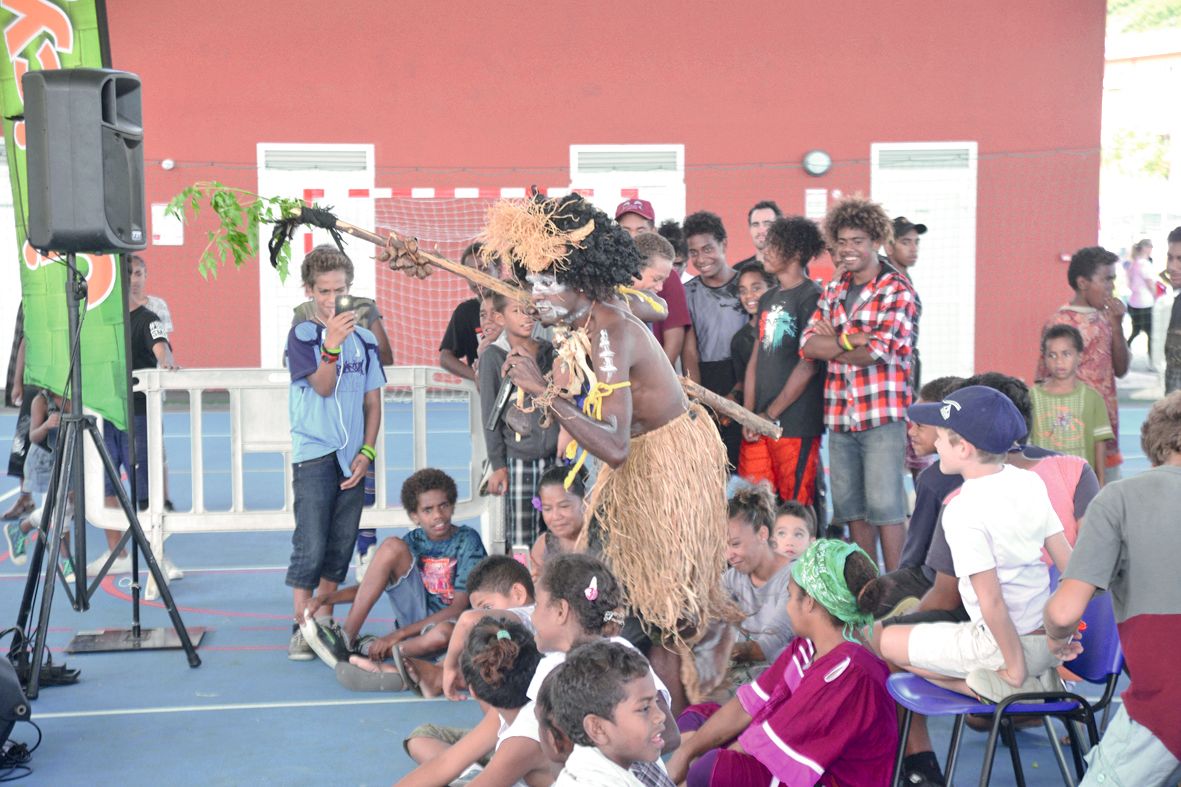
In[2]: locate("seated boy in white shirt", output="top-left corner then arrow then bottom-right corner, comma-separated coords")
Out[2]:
879,385 -> 1073,702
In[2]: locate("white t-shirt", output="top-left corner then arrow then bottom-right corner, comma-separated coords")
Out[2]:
507,637 -> 671,745
942,465 -> 1063,634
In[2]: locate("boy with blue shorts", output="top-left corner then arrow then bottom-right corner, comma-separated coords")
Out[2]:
302,468 -> 486,669
286,244 -> 385,660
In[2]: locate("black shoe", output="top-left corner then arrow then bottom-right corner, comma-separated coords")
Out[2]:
902,752 -> 945,787
300,618 -> 352,668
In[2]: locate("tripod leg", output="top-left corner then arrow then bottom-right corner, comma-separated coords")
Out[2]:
83,418 -> 201,667
25,421 -> 81,699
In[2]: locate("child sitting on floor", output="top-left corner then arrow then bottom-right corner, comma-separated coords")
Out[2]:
301,468 -> 486,669
667,539 -> 897,786
549,641 -> 669,786
528,465 -> 588,579
770,500 -> 816,562
339,553 -> 533,696
396,617 -> 557,787
879,385 -> 1073,704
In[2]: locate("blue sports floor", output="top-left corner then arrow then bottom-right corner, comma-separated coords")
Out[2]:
0,403 -> 1151,785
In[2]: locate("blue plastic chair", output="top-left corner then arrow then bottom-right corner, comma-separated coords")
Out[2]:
889,588 -> 1122,787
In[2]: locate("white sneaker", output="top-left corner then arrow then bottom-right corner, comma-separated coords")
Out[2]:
87,550 -> 132,575
355,545 -> 375,583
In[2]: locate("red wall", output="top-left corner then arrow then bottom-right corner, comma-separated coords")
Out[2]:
106,1 -> 1106,378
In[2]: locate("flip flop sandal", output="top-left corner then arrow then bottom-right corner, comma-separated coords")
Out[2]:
391,646 -> 421,696
2,497 -> 33,521
334,661 -> 406,692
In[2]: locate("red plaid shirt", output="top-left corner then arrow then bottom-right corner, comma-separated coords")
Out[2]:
801,263 -> 919,432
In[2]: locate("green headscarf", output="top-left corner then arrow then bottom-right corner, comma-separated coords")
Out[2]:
790,539 -> 877,643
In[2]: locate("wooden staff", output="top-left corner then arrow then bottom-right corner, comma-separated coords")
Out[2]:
298,207 -> 782,439
680,378 -> 783,440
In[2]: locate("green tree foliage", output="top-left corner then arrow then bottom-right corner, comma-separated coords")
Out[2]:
1108,0 -> 1181,32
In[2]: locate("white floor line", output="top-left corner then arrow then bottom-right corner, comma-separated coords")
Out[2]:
0,488 -> 18,503
36,695 -> 444,719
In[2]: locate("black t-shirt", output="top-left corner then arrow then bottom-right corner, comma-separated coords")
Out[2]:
730,322 -> 755,393
439,298 -> 481,367
129,305 -> 169,415
752,280 -> 825,437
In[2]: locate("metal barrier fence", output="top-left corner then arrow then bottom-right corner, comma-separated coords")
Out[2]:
83,366 -> 503,598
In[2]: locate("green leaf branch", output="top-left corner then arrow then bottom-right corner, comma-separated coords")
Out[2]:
165,182 -> 303,282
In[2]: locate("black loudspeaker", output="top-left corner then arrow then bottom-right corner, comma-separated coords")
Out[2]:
23,68 -> 146,253
0,660 -> 29,748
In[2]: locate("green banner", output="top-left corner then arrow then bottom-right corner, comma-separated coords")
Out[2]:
1,0 -> 127,430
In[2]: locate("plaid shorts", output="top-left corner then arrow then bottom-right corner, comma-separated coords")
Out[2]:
505,456 -> 554,552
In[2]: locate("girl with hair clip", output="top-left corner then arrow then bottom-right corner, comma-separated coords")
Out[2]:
528,464 -> 589,579
515,553 -> 680,784
396,617 -> 555,787
667,540 -> 898,787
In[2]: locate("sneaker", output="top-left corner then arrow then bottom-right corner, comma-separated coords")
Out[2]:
60,557 -> 75,584
355,545 -> 375,583
300,617 -> 353,668
5,521 -> 28,565
87,550 -> 132,575
288,628 -> 315,661
353,634 -> 378,657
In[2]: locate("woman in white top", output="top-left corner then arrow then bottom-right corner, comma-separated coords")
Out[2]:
1126,239 -> 1158,356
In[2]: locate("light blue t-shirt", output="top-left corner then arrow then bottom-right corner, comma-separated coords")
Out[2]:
287,321 -> 386,473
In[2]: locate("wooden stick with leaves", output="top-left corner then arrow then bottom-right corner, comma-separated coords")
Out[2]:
166,182 -> 781,439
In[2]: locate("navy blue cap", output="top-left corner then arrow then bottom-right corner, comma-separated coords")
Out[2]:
907,385 -> 1027,454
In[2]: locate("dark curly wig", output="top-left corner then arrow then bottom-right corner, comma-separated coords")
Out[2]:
400,467 -> 459,513
481,195 -> 641,302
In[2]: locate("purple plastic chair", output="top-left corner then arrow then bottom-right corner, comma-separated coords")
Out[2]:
888,584 -> 1121,787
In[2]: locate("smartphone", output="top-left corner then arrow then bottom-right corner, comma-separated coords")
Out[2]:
334,294 -> 358,314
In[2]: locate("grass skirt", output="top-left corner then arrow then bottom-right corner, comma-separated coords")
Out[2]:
580,404 -> 734,699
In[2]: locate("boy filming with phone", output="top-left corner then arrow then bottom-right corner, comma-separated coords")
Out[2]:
285,244 -> 386,661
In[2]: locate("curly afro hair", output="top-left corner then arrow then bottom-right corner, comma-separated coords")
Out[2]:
1066,246 -> 1118,291
657,219 -> 688,260
400,467 -> 459,513
766,217 -> 826,268
1141,391 -> 1181,467
682,211 -> 727,244
823,196 -> 892,246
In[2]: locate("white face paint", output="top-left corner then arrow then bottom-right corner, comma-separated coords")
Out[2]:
527,273 -> 571,321
598,329 -> 617,380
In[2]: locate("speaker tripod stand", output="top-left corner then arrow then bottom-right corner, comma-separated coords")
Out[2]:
9,254 -> 201,699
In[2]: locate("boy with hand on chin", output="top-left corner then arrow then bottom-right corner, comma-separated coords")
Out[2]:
285,244 -> 385,660
879,386 -> 1072,704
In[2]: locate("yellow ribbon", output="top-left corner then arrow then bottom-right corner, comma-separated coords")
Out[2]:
617,286 -> 667,317
563,380 -> 631,489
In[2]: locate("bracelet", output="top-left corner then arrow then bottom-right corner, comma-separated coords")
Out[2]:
320,352 -> 338,365
839,332 -> 855,352
359,444 -> 376,462
322,345 -> 342,355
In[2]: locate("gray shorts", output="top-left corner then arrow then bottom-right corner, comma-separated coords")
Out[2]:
403,724 -> 491,767
1080,705 -> 1181,786
828,421 -> 908,526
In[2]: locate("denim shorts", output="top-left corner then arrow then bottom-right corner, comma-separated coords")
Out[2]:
828,420 -> 908,526
383,560 -> 429,629
286,453 -> 364,590
103,415 -> 150,504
